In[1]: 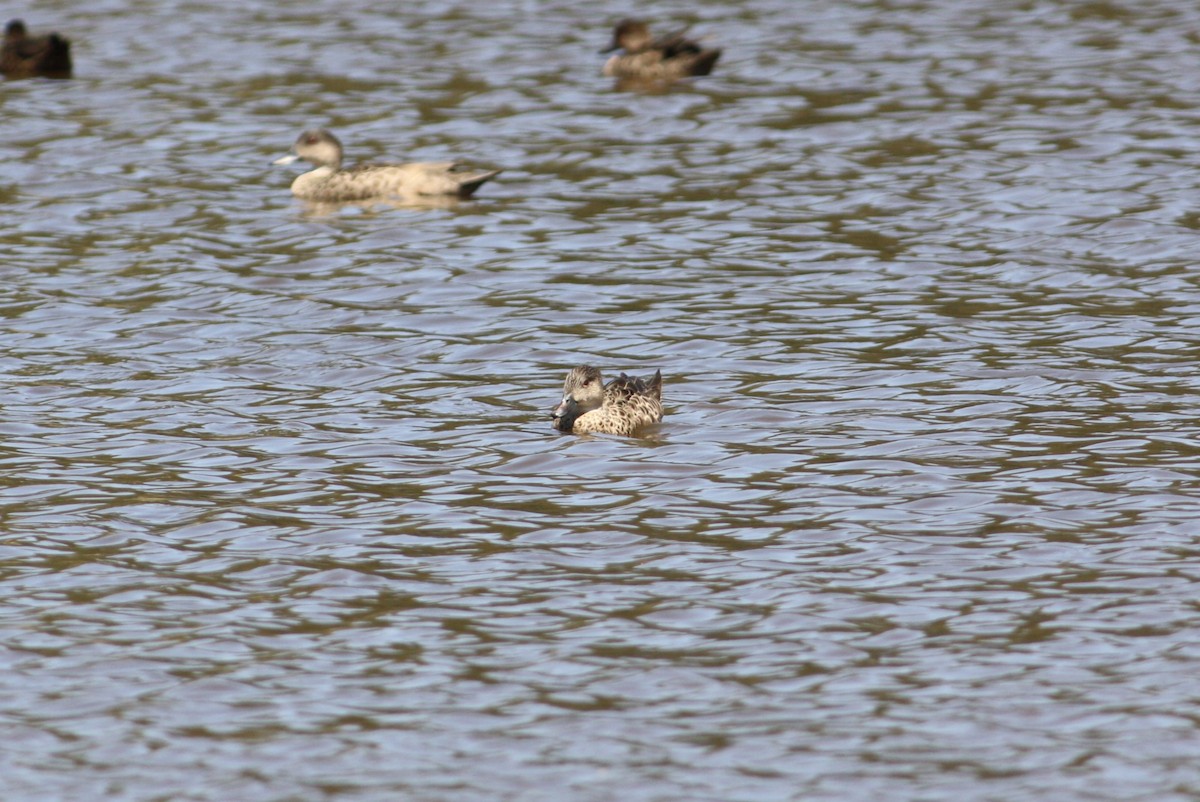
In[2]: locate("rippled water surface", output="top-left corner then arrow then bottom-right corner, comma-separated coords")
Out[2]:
5,0 -> 1200,799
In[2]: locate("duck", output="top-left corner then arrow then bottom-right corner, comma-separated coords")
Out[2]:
551,365 -> 663,436
600,18 -> 720,83
272,128 -> 500,203
1,19 -> 71,78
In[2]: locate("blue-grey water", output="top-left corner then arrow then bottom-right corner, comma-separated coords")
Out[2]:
4,0 -> 1200,800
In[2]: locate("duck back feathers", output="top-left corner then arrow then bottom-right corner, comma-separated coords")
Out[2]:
291,160 -> 500,202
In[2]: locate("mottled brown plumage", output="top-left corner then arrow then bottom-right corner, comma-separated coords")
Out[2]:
1,19 -> 71,79
273,129 -> 500,202
601,19 -> 720,83
551,365 -> 663,436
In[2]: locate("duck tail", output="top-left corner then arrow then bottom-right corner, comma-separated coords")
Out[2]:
43,34 -> 71,74
690,49 -> 720,76
457,169 -> 501,198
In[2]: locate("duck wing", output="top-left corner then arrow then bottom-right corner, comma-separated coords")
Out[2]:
344,161 -> 499,198
653,29 -> 702,57
606,370 -> 662,403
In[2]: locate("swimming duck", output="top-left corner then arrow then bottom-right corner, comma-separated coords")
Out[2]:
551,365 -> 663,436
273,129 -> 500,202
1,19 -> 71,78
601,19 -> 720,83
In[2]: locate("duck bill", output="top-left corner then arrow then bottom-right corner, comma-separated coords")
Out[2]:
551,395 -> 573,418
272,153 -> 300,165
551,396 -> 581,432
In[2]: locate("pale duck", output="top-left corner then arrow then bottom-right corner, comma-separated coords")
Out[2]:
273,128 -> 500,202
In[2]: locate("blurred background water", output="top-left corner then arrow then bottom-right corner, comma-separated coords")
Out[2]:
3,0 -> 1200,799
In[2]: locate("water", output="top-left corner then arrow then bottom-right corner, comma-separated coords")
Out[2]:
3,0 -> 1200,799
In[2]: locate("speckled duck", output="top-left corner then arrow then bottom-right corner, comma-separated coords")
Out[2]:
1,19 -> 71,78
600,19 -> 719,83
551,365 -> 664,436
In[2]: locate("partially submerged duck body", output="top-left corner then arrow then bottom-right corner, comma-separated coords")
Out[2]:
1,19 -> 71,78
274,129 -> 500,203
601,18 -> 719,83
551,365 -> 663,436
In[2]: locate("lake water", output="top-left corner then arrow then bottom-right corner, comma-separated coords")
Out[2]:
4,0 -> 1200,800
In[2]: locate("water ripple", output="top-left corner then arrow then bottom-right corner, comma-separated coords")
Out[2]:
4,0 -> 1200,800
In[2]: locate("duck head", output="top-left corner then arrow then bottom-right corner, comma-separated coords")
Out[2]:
273,128 -> 344,169
601,19 -> 652,53
551,365 -> 605,429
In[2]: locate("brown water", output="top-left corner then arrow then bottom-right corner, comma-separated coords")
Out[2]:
4,0 -> 1200,800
